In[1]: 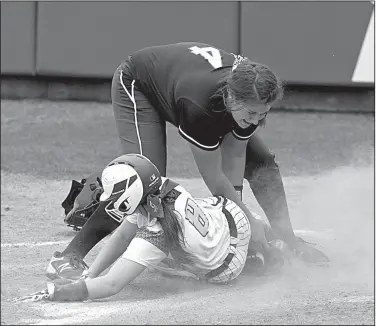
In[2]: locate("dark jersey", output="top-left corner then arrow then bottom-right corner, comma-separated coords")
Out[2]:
129,42 -> 257,151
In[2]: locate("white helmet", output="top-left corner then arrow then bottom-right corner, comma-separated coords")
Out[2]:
99,154 -> 162,223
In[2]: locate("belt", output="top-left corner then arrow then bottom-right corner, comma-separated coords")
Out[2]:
205,198 -> 238,279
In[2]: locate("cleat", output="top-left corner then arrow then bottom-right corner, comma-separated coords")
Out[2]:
46,251 -> 88,281
293,236 -> 330,266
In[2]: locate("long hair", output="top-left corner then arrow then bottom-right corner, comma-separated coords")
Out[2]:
158,198 -> 197,265
212,58 -> 284,111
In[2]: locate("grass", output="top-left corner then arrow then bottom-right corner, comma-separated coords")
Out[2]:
1,99 -> 374,181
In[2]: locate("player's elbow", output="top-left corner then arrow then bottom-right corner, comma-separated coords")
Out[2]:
101,276 -> 124,297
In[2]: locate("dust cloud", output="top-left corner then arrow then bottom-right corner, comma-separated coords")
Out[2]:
289,165 -> 374,289
236,163 -> 373,313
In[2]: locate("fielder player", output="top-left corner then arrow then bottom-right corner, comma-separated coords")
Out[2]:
15,154 -> 286,302
47,42 -> 329,280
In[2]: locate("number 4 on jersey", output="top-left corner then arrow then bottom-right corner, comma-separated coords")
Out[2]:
189,46 -> 223,69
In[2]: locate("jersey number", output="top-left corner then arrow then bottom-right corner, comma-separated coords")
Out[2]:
185,198 -> 209,237
189,46 -> 223,69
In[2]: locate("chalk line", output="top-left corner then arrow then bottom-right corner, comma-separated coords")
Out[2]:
1,229 -> 331,249
1,240 -> 69,248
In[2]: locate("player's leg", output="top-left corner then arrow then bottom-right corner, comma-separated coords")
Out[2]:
46,205 -> 119,280
61,204 -> 119,258
243,134 -> 295,244
112,60 -> 167,175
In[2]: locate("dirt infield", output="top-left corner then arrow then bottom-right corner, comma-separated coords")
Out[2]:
2,168 -> 374,325
1,100 -> 374,180
1,100 -> 374,325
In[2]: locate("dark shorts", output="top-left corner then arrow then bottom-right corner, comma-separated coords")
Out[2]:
111,59 -> 167,175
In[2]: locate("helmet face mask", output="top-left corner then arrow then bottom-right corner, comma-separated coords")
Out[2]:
104,201 -> 128,223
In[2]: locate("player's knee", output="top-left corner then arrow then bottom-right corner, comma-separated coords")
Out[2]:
245,151 -> 278,178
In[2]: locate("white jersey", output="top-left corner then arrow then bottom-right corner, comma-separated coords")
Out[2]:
123,178 -> 250,277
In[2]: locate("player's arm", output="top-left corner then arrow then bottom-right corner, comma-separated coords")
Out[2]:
84,258 -> 147,300
178,99 -> 268,248
86,236 -> 167,300
189,144 -> 268,249
49,235 -> 168,301
220,132 -> 247,195
86,213 -> 138,279
190,143 -> 245,210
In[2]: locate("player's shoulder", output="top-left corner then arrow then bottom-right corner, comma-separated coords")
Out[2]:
160,177 -> 191,201
196,196 -> 244,215
154,42 -> 235,65
194,196 -> 225,207
151,42 -> 232,54
160,178 -> 197,214
132,42 -> 215,59
132,42 -> 235,68
180,42 -> 235,68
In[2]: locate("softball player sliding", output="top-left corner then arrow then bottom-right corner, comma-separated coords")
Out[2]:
15,154 -> 279,302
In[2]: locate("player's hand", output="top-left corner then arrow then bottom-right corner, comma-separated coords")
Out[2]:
249,218 -> 270,252
11,289 -> 50,303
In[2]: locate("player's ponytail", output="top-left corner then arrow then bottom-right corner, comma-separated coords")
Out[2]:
211,57 -> 284,111
159,199 -> 196,265
228,58 -> 284,104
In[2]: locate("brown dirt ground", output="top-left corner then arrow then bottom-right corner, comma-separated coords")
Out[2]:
1,168 -> 374,325
1,100 -> 375,325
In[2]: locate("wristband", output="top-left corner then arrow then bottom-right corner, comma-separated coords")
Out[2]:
234,185 -> 243,201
